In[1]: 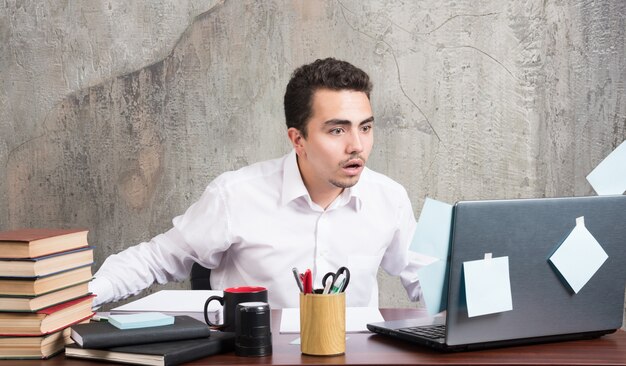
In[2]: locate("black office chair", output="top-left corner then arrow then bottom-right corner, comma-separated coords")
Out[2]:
190,262 -> 212,290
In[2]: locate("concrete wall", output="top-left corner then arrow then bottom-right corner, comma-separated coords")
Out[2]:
1,1 -> 624,325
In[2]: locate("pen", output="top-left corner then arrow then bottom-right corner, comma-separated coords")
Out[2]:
303,269 -> 312,294
331,273 -> 346,293
292,267 -> 304,292
92,314 -> 109,322
322,278 -> 333,294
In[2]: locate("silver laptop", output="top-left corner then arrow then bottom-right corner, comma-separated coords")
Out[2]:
368,195 -> 626,351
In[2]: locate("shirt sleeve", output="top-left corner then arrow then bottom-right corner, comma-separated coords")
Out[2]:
379,192 -> 437,302
90,182 -> 232,307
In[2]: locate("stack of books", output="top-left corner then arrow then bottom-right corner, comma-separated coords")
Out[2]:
66,315 -> 235,366
0,228 -> 95,360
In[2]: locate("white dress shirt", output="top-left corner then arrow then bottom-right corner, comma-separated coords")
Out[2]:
90,150 -> 433,308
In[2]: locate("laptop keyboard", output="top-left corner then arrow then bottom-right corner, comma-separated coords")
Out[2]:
398,325 -> 446,339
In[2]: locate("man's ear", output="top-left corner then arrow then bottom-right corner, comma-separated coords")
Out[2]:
287,127 -> 306,157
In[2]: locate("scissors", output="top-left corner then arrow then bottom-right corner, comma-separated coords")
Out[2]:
322,266 -> 351,294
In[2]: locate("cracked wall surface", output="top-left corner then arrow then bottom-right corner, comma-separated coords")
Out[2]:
1,0 -> 625,321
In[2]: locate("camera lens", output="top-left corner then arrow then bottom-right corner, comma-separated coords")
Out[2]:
235,302 -> 272,357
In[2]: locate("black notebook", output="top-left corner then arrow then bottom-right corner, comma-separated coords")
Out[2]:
65,331 -> 236,366
70,315 -> 210,348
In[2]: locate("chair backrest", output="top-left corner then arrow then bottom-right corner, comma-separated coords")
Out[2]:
190,262 -> 212,290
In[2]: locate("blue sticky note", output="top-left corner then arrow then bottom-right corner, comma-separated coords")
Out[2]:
417,260 -> 449,315
586,140 -> 626,195
108,312 -> 175,330
463,254 -> 513,318
549,217 -> 608,293
410,198 -> 453,260
410,198 -> 453,315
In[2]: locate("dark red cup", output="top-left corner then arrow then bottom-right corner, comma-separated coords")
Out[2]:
204,286 -> 268,332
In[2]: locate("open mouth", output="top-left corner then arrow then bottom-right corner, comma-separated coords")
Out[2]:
342,159 -> 363,169
341,159 -> 364,175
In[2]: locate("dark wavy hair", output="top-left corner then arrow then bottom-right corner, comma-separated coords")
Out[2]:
284,58 -> 372,138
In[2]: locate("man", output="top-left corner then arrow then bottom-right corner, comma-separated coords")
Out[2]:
90,58 -> 433,308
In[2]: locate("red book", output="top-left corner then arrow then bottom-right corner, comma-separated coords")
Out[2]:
0,295 -> 94,336
0,320 -> 90,360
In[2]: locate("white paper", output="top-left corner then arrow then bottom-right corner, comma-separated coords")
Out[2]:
549,217 -> 608,293
586,140 -> 626,195
279,307 -> 384,333
463,254 -> 513,318
111,290 -> 223,314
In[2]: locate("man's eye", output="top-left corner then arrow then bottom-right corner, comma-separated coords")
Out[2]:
330,128 -> 344,135
361,125 -> 372,132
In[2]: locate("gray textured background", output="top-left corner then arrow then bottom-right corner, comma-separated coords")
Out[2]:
1,1 -> 624,325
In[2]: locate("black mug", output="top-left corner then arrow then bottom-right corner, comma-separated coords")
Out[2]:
204,286 -> 268,332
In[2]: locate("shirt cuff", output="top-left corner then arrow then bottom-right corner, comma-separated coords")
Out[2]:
400,251 -> 438,302
89,276 -> 116,308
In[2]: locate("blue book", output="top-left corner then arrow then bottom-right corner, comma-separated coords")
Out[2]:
108,312 -> 175,330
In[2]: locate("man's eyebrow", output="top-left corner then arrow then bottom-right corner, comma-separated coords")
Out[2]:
359,116 -> 375,125
323,116 -> 375,127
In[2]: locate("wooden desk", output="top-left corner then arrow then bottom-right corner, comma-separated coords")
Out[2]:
3,308 -> 625,365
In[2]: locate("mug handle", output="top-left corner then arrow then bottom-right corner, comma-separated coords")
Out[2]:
204,295 -> 224,328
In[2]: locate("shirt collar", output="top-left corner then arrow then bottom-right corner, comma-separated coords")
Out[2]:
348,171 -> 365,212
281,149 -> 364,212
281,150 -> 310,206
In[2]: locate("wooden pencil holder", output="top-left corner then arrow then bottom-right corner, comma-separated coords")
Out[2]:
299,292 -> 346,356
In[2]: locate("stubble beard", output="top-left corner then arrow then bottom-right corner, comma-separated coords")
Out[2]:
329,177 -> 359,189
330,154 -> 366,189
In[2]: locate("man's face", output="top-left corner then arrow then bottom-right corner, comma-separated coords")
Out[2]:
289,88 -> 374,195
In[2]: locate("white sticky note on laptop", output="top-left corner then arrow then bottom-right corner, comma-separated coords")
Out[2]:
548,217 -> 608,293
463,253 -> 513,318
586,140 -> 626,195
